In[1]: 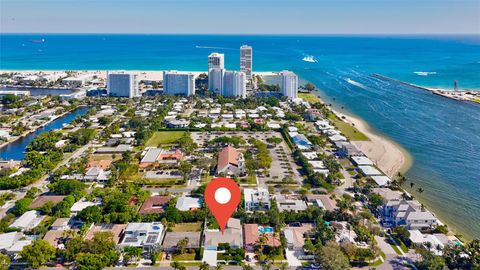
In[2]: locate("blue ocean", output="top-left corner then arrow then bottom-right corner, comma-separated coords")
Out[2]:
1,34 -> 479,239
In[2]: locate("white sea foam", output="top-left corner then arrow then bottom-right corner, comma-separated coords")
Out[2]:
414,71 -> 437,76
345,78 -> 367,89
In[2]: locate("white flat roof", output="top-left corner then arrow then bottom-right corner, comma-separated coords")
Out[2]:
352,156 -> 374,166
358,165 -> 383,176
371,175 -> 391,186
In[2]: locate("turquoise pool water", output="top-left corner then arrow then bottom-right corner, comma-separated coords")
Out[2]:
259,226 -> 274,233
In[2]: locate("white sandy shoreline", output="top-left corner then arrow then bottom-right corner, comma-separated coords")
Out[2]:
334,109 -> 412,178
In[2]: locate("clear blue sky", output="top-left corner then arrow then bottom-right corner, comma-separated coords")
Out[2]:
1,0 -> 479,34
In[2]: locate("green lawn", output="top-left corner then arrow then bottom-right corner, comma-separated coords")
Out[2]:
239,175 -> 257,185
172,253 -> 196,261
146,131 -> 186,146
170,222 -> 202,232
138,178 -> 184,187
389,243 -> 402,255
201,174 -> 214,183
328,115 -> 369,141
299,93 -> 321,103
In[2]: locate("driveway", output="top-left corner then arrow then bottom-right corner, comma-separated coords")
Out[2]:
285,249 -> 302,267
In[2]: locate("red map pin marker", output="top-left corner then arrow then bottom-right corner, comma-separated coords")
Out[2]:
204,177 -> 241,234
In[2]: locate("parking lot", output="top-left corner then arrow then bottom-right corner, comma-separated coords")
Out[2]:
191,131 -> 301,187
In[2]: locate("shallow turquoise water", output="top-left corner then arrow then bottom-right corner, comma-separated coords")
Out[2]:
1,34 -> 479,239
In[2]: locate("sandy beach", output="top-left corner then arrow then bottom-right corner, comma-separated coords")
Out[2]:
334,110 -> 412,178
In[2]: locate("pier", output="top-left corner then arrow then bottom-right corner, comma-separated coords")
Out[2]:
373,73 -> 480,105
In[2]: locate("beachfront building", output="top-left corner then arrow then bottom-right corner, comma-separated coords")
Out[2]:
223,71 -> 247,98
163,71 -> 195,96
208,52 -> 225,69
107,73 -> 139,98
382,200 -> 438,229
240,45 -> 253,80
279,70 -> 298,98
208,68 -> 224,94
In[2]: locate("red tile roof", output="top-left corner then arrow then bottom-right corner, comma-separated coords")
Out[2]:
217,146 -> 239,171
138,195 -> 171,215
244,224 -> 281,247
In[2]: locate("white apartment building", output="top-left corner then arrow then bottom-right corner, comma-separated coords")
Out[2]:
208,68 -> 224,94
279,70 -> 298,98
223,70 -> 246,98
240,45 -> 253,80
163,71 -> 195,96
107,73 -> 139,98
208,52 -> 225,69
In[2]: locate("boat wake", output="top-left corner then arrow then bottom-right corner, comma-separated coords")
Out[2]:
345,78 -> 367,89
195,45 -> 230,50
302,55 -> 318,63
414,71 -> 437,76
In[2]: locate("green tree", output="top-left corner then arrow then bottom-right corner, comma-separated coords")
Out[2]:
416,248 -> 447,270
200,261 -> 211,270
171,261 -> 182,270
49,179 -> 87,196
0,253 -> 10,270
76,253 -> 109,270
178,161 -> 193,181
11,197 -> 33,216
123,246 -> 143,265
77,205 -> 103,224
20,240 -> 56,268
176,237 -> 189,254
315,242 -> 350,270
304,83 -> 316,91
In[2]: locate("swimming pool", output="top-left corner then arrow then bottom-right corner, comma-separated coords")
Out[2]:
258,226 -> 274,233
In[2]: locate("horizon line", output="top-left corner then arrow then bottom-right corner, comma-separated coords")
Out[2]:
1,32 -> 479,36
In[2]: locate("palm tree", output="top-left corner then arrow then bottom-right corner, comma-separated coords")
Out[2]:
417,187 -> 425,196
170,261 -> 181,270
199,262 -> 210,270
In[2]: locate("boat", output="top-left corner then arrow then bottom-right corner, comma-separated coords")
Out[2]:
302,56 -> 317,63
31,39 -> 45,43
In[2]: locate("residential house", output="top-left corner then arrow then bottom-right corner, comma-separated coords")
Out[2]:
162,231 -> 201,252
283,223 -> 314,251
119,222 -> 165,252
175,196 -> 202,211
138,196 -> 171,215
204,218 -> 243,250
244,224 -> 280,252
85,223 -> 127,244
275,194 -> 308,212
9,210 -> 44,231
244,188 -> 270,212
382,200 -> 438,229
335,141 -> 363,157
305,194 -> 338,211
